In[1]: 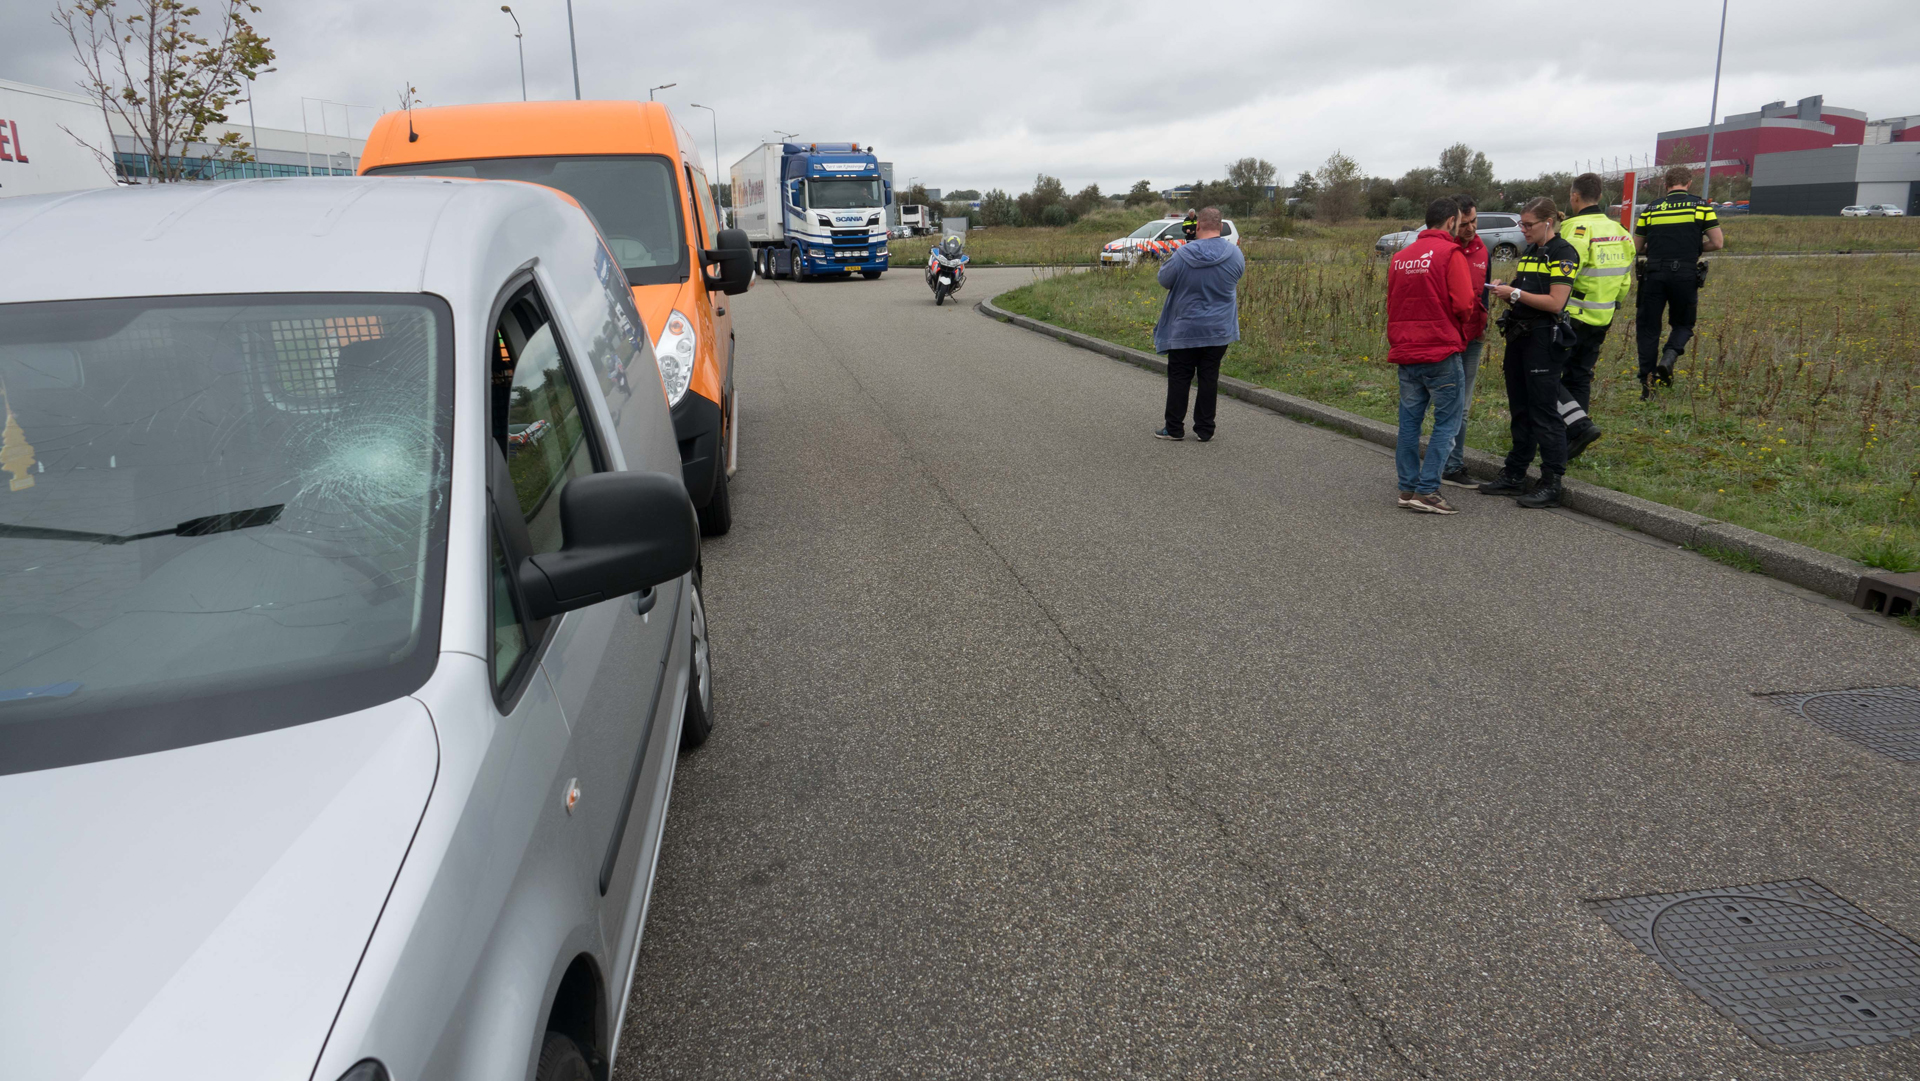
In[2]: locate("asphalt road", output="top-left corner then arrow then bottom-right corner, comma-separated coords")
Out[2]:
615,266 -> 1920,1080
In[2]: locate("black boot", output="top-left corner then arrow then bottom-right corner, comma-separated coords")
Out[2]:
1567,421 -> 1604,460
1653,348 -> 1678,387
1478,471 -> 1528,496
1515,474 -> 1563,509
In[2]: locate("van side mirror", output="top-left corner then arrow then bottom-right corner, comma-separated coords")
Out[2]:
516,471 -> 697,621
703,227 -> 753,296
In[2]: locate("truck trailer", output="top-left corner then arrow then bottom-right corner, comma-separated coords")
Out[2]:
898,204 -> 936,235
731,141 -> 890,281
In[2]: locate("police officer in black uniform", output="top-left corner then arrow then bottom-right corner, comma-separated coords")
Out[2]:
1634,164 -> 1724,397
1180,208 -> 1198,241
1478,196 -> 1580,509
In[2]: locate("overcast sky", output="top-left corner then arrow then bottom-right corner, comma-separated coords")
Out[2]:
4,0 -> 1916,194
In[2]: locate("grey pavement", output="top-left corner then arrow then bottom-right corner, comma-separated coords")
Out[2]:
614,266 -> 1920,1080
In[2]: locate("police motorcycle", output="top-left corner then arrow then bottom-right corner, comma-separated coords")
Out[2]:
925,235 -> 969,306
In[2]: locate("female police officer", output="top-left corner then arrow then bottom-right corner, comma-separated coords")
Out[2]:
1477,196 -> 1578,509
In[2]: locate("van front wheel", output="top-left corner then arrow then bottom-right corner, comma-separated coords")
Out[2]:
698,469 -> 732,536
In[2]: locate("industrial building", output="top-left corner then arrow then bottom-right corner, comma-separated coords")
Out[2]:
1750,142 -> 1920,216
1655,95 -> 1868,178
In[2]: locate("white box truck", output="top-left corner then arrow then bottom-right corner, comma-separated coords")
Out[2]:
731,141 -> 890,281
899,204 -> 935,235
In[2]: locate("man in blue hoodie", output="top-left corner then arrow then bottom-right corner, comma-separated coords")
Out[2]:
1153,206 -> 1245,442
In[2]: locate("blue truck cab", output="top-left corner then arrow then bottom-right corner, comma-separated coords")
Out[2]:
734,142 -> 890,281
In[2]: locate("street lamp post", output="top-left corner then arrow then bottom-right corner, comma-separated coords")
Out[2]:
565,0 -> 581,100
1702,0 -> 1729,202
649,82 -> 676,101
690,103 -> 719,177
500,6 -> 525,101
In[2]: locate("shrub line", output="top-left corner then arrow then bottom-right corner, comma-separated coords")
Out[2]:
977,292 -> 1876,602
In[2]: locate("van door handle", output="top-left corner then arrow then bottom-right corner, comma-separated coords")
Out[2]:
632,587 -> 656,616
715,306 -> 726,316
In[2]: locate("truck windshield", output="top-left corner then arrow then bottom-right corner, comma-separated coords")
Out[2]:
0,294 -> 453,775
808,178 -> 884,210
367,155 -> 691,287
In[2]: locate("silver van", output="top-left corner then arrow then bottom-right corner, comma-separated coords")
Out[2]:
0,177 -> 728,1081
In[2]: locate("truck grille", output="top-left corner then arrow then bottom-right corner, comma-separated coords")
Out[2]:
828,228 -> 876,261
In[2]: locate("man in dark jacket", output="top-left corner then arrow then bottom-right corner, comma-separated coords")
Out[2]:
1385,196 -> 1475,513
1153,206 -> 1244,442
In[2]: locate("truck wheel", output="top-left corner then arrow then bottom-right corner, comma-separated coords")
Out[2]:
679,567 -> 714,751
698,468 -> 733,536
862,270 -> 882,280
788,249 -> 805,282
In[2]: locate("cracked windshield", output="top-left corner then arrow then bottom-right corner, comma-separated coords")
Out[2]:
0,296 -> 450,733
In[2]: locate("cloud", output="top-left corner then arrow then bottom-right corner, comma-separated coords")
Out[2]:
3,0 -> 1915,193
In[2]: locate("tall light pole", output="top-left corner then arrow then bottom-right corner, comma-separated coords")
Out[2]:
565,0 -> 581,100
1702,0 -> 1730,202
500,6 -> 525,101
649,82 -> 676,101
690,103 -> 719,175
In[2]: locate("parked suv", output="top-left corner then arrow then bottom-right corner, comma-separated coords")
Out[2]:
361,101 -> 752,535
0,177 -> 715,1081
1376,211 -> 1526,259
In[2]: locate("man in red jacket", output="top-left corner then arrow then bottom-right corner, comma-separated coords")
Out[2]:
1386,196 -> 1475,513
1440,194 -> 1492,488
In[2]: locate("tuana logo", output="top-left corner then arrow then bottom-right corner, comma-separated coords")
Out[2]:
1392,252 -> 1434,273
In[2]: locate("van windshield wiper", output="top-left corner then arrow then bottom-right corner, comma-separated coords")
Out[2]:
0,504 -> 285,545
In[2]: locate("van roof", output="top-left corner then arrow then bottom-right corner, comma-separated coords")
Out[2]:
361,100 -> 704,174
0,176 -> 571,304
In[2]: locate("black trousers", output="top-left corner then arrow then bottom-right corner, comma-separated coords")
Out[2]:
1636,271 -> 1698,377
1502,324 -> 1570,479
1165,345 -> 1226,438
1556,319 -> 1610,428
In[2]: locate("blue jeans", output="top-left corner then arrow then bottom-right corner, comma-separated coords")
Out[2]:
1396,354 -> 1465,495
1444,337 -> 1485,474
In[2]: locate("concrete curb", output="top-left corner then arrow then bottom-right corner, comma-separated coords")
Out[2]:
977,293 -> 1877,602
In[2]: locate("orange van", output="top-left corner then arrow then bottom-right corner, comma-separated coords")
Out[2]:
360,101 -> 752,534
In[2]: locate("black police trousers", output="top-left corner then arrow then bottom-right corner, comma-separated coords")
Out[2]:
1164,345 -> 1226,439
1502,323 -> 1570,480
1636,270 -> 1697,377
1556,319 -> 1610,428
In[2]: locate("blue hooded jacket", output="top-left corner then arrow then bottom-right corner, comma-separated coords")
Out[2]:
1153,236 -> 1245,354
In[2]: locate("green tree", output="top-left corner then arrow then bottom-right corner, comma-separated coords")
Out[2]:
1124,178 -> 1155,206
946,189 -> 981,201
56,0 -> 276,182
1066,182 -> 1104,220
977,188 -> 1019,226
1015,173 -> 1067,223
1315,150 -> 1364,223
1436,142 -> 1496,201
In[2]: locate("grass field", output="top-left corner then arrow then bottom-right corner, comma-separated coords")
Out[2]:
994,252 -> 1920,571
892,214 -> 1920,267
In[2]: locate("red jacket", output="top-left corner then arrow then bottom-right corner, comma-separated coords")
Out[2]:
1458,233 -> 1491,342
1385,228 -> 1475,364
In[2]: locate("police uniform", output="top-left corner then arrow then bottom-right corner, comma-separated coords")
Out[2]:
1499,234 -> 1580,486
1554,204 -> 1635,441
1634,189 -> 1720,386
1181,211 -> 1197,241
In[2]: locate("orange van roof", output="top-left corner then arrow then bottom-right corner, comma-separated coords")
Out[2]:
360,100 -> 685,172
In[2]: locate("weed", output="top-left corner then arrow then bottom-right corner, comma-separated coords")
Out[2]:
1689,544 -> 1765,573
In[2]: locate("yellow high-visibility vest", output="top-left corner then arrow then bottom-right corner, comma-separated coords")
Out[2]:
1560,207 -> 1635,327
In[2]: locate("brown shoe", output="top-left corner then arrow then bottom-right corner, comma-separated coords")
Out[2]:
1403,493 -> 1458,515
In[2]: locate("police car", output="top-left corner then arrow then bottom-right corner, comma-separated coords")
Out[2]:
1100,215 -> 1239,266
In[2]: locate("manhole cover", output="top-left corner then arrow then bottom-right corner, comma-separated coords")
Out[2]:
1762,686 -> 1920,762
1589,879 -> 1920,1052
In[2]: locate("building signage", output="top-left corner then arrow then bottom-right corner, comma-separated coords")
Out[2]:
0,78 -> 116,198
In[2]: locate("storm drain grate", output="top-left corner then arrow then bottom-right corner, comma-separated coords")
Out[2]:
1589,879 -> 1920,1052
1761,686 -> 1920,762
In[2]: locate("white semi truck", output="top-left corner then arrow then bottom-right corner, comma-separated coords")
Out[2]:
730,141 -> 890,281
898,204 -> 935,235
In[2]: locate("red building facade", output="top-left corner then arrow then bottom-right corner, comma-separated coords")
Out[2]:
1655,95 -> 1869,177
